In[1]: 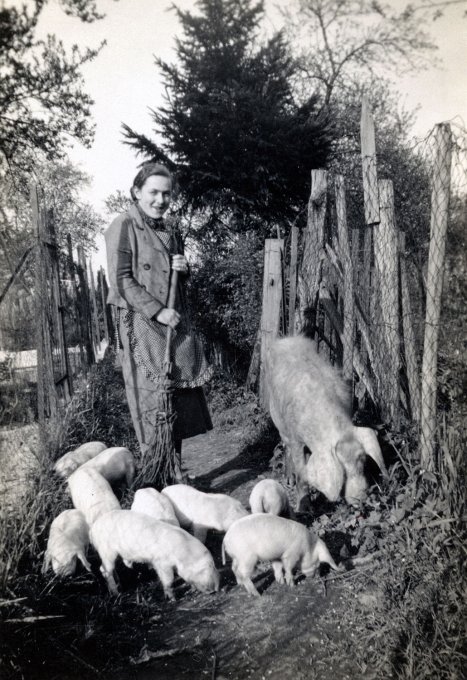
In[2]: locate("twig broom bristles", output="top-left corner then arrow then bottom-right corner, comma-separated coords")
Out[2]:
135,268 -> 180,488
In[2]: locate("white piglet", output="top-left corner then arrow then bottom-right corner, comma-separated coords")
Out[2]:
81,446 -> 135,487
131,488 -> 179,526
222,514 -> 339,597
67,467 -> 120,526
43,509 -> 91,577
249,479 -> 294,518
161,484 -> 249,543
89,509 -> 220,599
54,441 -> 107,478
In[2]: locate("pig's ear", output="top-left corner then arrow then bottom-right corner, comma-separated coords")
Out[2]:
353,427 -> 387,478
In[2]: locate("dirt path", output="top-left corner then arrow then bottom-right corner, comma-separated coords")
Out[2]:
105,425 -> 367,680
2,414 -> 385,680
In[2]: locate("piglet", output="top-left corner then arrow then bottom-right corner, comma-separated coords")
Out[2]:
67,467 -> 120,526
54,441 -> 107,478
249,479 -> 294,518
43,509 -> 91,577
89,509 -> 220,599
81,446 -> 135,487
222,514 -> 339,596
161,484 -> 249,543
131,488 -> 179,526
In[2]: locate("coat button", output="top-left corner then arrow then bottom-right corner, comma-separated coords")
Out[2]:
143,264 -> 151,270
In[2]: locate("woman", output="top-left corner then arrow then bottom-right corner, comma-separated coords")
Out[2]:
105,163 -> 213,479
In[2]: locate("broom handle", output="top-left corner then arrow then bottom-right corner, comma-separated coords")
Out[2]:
164,267 -> 179,368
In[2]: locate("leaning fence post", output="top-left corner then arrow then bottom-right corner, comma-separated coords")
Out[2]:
297,169 -> 328,335
77,245 -> 95,365
32,185 -> 58,424
98,267 -> 110,344
259,239 -> 284,409
288,224 -> 299,335
335,175 -> 354,393
88,262 -> 101,353
361,95 -> 380,226
399,232 -> 421,421
374,179 -> 400,424
420,123 -> 452,469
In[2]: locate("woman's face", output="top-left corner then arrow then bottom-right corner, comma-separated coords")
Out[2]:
135,174 -> 172,219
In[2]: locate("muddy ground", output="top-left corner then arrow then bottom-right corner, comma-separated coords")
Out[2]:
1,407 -> 398,680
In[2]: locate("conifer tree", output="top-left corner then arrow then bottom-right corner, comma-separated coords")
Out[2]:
123,0 -> 331,233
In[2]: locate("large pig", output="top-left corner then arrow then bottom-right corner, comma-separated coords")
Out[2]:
131,488 -> 179,526
249,479 -> 294,518
81,446 -> 135,487
67,467 -> 120,526
222,514 -> 339,596
54,441 -> 107,478
89,509 -> 220,599
266,336 -> 387,508
161,484 -> 249,543
43,509 -> 91,577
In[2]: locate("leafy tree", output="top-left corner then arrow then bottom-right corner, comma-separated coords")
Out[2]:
123,0 -> 331,235
0,0 -> 108,176
281,0 -> 466,107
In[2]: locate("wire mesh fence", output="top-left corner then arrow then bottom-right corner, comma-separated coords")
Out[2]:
262,104 -> 466,476
0,185 -> 109,429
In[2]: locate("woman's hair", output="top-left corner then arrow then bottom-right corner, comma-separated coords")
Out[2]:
130,162 -> 173,200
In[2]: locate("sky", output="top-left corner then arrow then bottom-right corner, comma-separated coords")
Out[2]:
34,0 -> 467,272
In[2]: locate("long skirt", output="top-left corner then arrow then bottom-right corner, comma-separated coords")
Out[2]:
119,314 -> 213,455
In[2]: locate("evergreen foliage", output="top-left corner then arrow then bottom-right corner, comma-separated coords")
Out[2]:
123,0 -> 331,232
0,0 -> 106,177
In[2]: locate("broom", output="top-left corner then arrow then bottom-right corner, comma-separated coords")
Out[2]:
137,267 -> 180,488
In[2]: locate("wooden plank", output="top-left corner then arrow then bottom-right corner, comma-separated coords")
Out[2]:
374,179 -> 400,424
420,123 -> 452,469
77,246 -> 95,365
31,185 -> 58,422
335,175 -> 354,387
360,96 -> 380,226
297,169 -> 328,335
259,239 -> 284,409
399,232 -> 421,421
88,261 -> 101,352
288,225 -> 299,335
99,268 -> 110,343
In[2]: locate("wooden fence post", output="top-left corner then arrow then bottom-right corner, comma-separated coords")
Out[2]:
47,210 -> 72,401
288,224 -> 299,335
88,262 -> 101,353
335,175 -> 354,390
31,185 -> 58,423
297,169 -> 328,335
98,267 -> 110,344
77,246 -> 95,365
399,232 -> 421,421
361,95 -> 380,226
66,234 -> 85,370
374,179 -> 400,424
259,239 -> 284,409
420,123 -> 452,469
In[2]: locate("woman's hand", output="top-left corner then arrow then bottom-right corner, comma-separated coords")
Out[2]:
156,307 -> 180,329
171,254 -> 188,273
